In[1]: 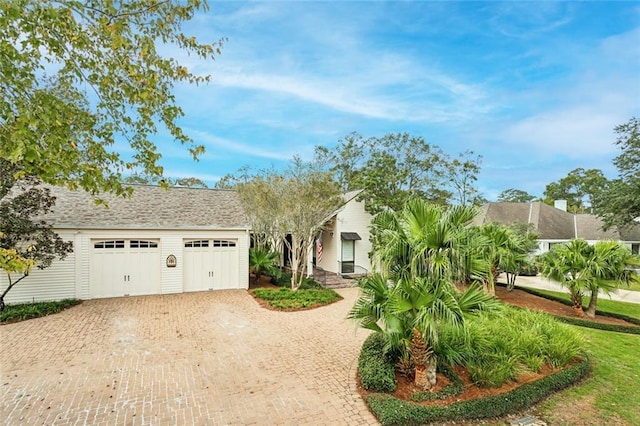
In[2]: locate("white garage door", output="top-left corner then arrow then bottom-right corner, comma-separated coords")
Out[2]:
90,239 -> 160,298
183,239 -> 240,291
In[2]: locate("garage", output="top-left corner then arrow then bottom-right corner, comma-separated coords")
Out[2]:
90,239 -> 160,298
183,239 -> 240,291
1,185 -> 250,305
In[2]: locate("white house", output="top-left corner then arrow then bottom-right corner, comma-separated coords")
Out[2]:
1,185 -> 251,304
312,190 -> 374,276
474,201 -> 640,255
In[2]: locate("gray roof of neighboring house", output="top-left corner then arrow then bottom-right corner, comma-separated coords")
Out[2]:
41,185 -> 250,230
475,202 -> 640,242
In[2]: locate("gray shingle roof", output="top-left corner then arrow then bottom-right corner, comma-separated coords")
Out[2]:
42,185 -> 250,230
476,202 -> 640,242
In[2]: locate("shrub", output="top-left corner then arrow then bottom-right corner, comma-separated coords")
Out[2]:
0,299 -> 81,323
366,356 -> 591,425
251,288 -> 341,310
358,333 -> 397,392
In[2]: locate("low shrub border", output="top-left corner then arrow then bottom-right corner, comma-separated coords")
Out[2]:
516,286 -> 640,328
358,333 -> 397,392
364,356 -> 591,426
0,299 -> 82,324
251,287 -> 342,310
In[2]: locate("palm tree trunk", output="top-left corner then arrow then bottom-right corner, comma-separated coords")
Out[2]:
570,292 -> 584,317
585,288 -> 598,319
411,327 -> 437,390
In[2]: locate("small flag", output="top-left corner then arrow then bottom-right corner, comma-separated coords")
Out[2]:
316,237 -> 323,263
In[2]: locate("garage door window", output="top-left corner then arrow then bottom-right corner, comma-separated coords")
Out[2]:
185,240 -> 209,248
130,240 -> 158,248
94,240 -> 125,249
213,240 -> 236,247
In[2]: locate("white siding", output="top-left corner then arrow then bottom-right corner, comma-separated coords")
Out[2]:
0,232 -> 76,305
336,197 -> 373,273
161,235 -> 184,294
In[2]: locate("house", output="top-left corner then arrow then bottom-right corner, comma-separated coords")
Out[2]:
0,185 -> 251,304
474,201 -> 640,255
311,190 -> 373,276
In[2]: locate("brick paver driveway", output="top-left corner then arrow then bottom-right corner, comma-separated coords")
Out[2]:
1,288 -> 377,425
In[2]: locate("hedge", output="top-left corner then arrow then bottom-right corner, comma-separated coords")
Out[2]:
510,284 -> 640,333
358,333 -> 397,392
365,355 -> 591,426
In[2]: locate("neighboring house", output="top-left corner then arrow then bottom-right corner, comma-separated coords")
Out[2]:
474,201 -> 640,255
312,190 -> 373,276
0,185 -> 250,304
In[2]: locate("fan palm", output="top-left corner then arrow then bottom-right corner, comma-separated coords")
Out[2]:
352,199 -> 498,390
540,239 -> 640,318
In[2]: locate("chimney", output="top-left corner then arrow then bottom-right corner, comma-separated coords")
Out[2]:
554,200 -> 567,212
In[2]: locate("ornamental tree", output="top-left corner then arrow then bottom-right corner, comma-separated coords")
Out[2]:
1,0 -> 224,196
0,160 -> 73,310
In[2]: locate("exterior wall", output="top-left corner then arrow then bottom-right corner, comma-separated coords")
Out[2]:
1,228 -> 249,305
316,196 -> 373,275
336,197 -> 373,273
0,232 -> 77,304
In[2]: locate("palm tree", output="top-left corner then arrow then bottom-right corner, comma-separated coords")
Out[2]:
349,273 -> 496,390
249,248 -> 278,285
351,199 -> 497,390
371,199 -> 490,285
477,223 -> 538,292
583,241 -> 640,318
540,239 -> 640,318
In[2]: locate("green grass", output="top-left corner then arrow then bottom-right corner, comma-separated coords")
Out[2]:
536,328 -> 640,426
0,299 -> 82,323
251,288 -> 342,310
527,288 -> 640,320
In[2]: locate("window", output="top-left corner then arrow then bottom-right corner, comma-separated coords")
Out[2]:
185,240 -> 209,248
130,240 -> 158,248
94,240 -> 125,249
632,243 -> 640,255
213,240 -> 236,247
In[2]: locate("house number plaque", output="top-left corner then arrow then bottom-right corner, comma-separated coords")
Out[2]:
166,254 -> 177,268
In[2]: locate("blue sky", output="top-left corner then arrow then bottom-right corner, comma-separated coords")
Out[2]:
154,1 -> 640,200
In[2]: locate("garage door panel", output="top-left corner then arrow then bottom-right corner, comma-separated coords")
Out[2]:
90,239 -> 159,298
184,239 -> 239,291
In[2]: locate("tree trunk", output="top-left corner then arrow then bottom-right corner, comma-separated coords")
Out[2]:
585,288 -> 598,319
410,328 -> 436,391
570,292 -> 584,317
0,296 -> 5,312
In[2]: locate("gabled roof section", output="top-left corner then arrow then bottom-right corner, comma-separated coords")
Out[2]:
40,185 -> 250,230
477,201 -> 640,242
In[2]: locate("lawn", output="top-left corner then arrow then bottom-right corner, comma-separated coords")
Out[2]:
535,327 -> 640,426
251,287 -> 342,310
528,288 -> 640,320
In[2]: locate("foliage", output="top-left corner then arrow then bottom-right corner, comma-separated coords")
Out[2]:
539,239 -> 640,318
475,222 -> 539,291
365,356 -> 590,426
251,288 -> 342,310
314,132 -> 484,214
410,365 -> 464,402
592,117 -> 640,230
249,248 -> 278,283
223,158 -> 343,289
0,165 -> 74,310
358,333 -> 397,392
0,298 -> 81,323
543,168 -> 607,213
497,188 -> 537,203
1,0 -> 224,196
351,199 -> 499,390
435,306 -> 584,386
